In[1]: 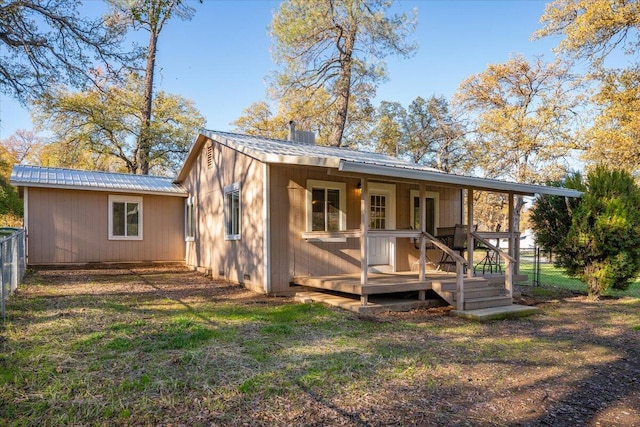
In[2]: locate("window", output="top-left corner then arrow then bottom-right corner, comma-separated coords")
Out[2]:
306,180 -> 346,232
409,190 -> 439,236
185,196 -> 195,241
108,195 -> 143,240
224,183 -> 241,240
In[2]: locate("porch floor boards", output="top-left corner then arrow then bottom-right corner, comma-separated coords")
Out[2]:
292,271 -> 456,296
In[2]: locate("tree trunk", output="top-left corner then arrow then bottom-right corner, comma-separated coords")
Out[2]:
328,29 -> 356,147
137,25 -> 159,175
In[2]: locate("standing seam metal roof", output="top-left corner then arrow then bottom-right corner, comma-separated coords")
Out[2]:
188,130 -> 581,198
10,165 -> 187,196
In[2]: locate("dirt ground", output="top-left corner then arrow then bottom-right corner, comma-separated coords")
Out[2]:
2,265 -> 640,426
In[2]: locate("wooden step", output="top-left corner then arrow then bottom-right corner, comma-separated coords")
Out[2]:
463,296 -> 513,310
452,286 -> 504,301
431,277 -> 489,292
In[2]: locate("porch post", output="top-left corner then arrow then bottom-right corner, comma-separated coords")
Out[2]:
360,177 -> 369,292
508,192 -> 516,268
419,183 -> 426,281
507,192 -> 515,298
466,188 -> 474,278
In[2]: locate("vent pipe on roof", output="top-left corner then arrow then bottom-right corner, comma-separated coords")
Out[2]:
288,120 -> 296,141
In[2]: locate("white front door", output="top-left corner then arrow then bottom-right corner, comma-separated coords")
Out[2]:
368,183 -> 396,268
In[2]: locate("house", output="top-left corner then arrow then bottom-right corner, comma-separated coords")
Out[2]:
11,129 -> 581,312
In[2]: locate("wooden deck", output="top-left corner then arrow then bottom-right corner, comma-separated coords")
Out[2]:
292,271 -> 528,308
293,271 -> 456,296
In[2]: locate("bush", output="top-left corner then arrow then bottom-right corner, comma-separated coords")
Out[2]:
531,166 -> 640,297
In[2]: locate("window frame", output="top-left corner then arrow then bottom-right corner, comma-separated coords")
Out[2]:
185,196 -> 195,242
224,183 -> 241,241
409,190 -> 439,236
306,180 -> 347,232
108,195 -> 143,241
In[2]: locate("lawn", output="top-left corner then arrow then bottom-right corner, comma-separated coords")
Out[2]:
519,261 -> 640,298
1,265 -> 639,426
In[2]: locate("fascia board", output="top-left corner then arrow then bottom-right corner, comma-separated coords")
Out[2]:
338,161 -> 583,198
11,182 -> 188,197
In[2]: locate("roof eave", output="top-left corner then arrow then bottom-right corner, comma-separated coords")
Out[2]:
338,161 -> 583,198
11,181 -> 188,197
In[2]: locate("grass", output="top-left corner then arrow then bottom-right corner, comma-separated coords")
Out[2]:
1,265 -> 639,426
519,261 -> 640,298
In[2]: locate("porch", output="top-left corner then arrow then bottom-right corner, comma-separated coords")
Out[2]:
293,270 -> 528,311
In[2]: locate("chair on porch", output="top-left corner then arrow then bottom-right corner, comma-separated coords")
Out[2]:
437,224 -> 477,272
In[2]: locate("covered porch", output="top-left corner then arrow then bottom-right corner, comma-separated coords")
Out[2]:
295,161 -> 581,312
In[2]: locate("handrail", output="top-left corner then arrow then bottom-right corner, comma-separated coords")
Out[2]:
421,231 -> 467,265
422,231 -> 467,310
471,232 -> 516,263
471,231 -> 515,299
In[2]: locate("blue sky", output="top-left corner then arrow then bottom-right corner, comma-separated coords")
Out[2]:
0,0 -> 562,141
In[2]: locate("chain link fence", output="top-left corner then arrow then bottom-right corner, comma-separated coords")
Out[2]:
1,229 -> 27,320
518,247 -> 585,289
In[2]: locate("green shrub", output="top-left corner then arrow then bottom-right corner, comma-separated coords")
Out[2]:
531,166 -> 640,297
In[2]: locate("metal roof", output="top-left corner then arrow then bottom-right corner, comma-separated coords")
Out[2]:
10,165 -> 188,197
176,130 -> 581,198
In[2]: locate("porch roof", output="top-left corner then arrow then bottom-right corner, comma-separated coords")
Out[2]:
176,129 -> 582,198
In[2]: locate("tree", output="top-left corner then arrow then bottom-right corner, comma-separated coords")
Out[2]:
270,0 -> 417,147
0,147 -> 23,225
529,173 -> 584,253
107,0 -> 195,174
0,129 -> 44,165
582,67 -> 640,172
34,72 -> 205,176
531,167 -> 640,297
233,86 -> 374,146
535,0 -> 640,69
369,96 -> 467,172
453,55 -> 585,229
0,0 -> 130,103
535,0 -> 640,173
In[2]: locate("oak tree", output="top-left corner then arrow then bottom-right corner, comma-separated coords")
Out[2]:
536,0 -> 640,173
0,0 -> 130,102
453,55 -> 584,228
34,72 -> 205,176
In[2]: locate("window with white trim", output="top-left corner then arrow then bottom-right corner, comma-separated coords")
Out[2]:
409,190 -> 439,236
306,180 -> 347,232
108,195 -> 143,240
224,183 -> 241,240
185,196 -> 195,241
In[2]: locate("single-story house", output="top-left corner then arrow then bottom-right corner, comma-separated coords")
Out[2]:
10,129 -> 580,311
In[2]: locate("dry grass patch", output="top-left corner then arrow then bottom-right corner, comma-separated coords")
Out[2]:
1,265 -> 639,426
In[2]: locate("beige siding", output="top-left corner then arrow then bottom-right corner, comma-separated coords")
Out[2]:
183,139 -> 265,294
269,166 -> 464,290
269,165 -> 363,293
27,188 -> 185,264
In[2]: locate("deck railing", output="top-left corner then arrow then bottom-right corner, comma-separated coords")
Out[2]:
472,231 -> 516,298
420,231 -> 468,310
1,229 -> 27,320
